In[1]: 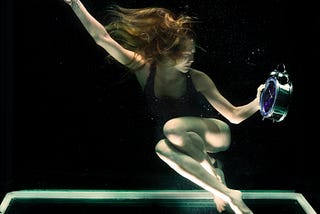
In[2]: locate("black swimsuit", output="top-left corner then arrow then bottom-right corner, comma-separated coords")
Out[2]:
143,63 -> 218,141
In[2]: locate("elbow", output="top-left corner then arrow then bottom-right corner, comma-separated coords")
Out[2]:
92,31 -> 110,46
228,110 -> 258,124
92,34 -> 104,46
224,113 -> 242,124
225,108 -> 245,124
228,118 -> 242,125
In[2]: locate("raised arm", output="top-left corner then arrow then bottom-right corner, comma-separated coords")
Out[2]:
191,69 -> 263,124
64,0 -> 145,69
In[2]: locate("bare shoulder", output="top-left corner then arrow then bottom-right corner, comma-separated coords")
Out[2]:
189,68 -> 212,80
189,68 -> 216,91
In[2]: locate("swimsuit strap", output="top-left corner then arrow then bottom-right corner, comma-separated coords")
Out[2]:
144,62 -> 157,97
186,71 -> 197,94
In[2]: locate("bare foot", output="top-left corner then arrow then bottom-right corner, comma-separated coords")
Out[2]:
228,190 -> 253,214
209,158 -> 252,213
212,166 -> 229,212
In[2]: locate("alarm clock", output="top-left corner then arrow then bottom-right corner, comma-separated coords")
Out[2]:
260,64 -> 293,122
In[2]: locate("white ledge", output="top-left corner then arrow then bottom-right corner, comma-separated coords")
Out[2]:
0,189 -> 316,214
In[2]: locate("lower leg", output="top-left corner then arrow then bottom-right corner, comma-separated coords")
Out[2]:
167,131 -> 221,178
155,140 -> 253,214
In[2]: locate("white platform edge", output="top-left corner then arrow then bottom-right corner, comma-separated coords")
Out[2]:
0,189 -> 317,214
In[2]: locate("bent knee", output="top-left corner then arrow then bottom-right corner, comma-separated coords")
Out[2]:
155,139 -> 169,157
163,118 -> 185,135
215,134 -> 231,152
162,118 -> 187,144
206,132 -> 231,153
219,141 -> 231,152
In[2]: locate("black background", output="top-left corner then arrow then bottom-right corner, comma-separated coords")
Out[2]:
1,0 -> 319,212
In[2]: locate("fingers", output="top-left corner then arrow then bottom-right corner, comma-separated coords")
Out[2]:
213,194 -> 227,213
257,84 -> 265,97
64,0 -> 75,6
258,84 -> 265,92
64,0 -> 72,5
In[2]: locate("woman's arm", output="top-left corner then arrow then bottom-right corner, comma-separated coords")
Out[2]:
191,69 -> 263,124
64,0 -> 145,69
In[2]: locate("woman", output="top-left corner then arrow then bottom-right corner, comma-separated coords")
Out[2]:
63,0 -> 264,213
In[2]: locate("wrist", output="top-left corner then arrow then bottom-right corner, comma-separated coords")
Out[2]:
70,0 -> 80,9
255,97 -> 260,111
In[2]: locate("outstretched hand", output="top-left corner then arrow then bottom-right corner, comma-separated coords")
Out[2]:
257,84 -> 265,100
63,0 -> 80,9
64,0 -> 75,6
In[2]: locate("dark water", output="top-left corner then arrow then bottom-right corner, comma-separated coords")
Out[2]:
1,0 -> 318,212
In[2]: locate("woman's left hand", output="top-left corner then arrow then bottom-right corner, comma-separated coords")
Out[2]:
256,84 -> 265,104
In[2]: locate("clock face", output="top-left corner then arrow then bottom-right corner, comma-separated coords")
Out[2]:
262,80 -> 276,113
260,77 -> 277,117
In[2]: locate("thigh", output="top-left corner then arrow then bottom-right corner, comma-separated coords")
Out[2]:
202,118 -> 231,153
164,117 -> 231,152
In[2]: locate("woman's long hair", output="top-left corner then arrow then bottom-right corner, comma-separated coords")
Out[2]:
103,5 -> 196,65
